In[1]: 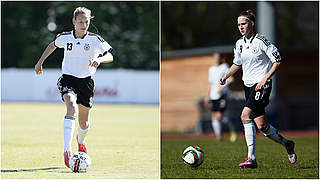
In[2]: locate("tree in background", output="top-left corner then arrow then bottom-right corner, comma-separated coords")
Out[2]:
161,2 -> 318,51
2,2 -> 159,70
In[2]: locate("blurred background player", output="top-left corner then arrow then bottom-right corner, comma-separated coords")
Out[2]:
205,52 -> 237,142
34,7 -> 113,168
220,10 -> 297,168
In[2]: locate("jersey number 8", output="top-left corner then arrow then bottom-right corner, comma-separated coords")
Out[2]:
255,92 -> 261,100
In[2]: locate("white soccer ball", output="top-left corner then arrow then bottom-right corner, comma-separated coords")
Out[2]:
69,152 -> 91,173
182,145 -> 204,167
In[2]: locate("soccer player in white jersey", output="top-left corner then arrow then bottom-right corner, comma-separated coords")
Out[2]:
219,10 -> 296,168
34,7 -> 113,168
206,53 -> 237,142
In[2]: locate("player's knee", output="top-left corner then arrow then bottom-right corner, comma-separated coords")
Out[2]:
257,122 -> 268,131
240,112 -> 250,122
64,94 -> 77,115
67,102 -> 77,115
79,120 -> 89,129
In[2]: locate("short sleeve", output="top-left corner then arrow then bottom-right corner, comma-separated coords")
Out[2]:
257,35 -> 281,63
54,33 -> 65,48
233,44 -> 242,66
208,68 -> 213,83
265,44 -> 282,63
95,35 -> 112,55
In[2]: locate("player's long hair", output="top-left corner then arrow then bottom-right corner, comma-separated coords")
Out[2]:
239,10 -> 256,33
73,7 -> 99,33
73,7 -> 94,20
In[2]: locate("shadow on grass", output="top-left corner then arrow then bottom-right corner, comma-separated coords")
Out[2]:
1,167 -> 68,173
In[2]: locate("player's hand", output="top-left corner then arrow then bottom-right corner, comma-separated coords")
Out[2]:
35,62 -> 43,75
89,59 -> 100,68
255,78 -> 267,91
204,97 -> 210,107
219,77 -> 226,85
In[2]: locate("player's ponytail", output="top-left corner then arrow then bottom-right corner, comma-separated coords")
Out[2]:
73,7 -> 94,20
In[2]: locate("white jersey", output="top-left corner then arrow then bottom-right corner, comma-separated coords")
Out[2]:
208,63 -> 229,100
233,33 -> 281,87
54,30 -> 112,78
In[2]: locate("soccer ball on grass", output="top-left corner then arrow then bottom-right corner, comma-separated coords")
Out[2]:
182,145 -> 204,167
69,152 -> 91,173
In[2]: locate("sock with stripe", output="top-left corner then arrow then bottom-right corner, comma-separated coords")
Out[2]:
243,120 -> 256,160
261,124 -> 288,146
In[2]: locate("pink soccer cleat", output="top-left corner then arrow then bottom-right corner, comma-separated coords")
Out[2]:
77,135 -> 87,153
64,151 -> 71,168
239,157 -> 258,169
285,140 -> 297,164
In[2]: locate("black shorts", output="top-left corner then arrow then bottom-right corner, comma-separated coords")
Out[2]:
209,95 -> 227,113
57,74 -> 95,108
244,79 -> 272,119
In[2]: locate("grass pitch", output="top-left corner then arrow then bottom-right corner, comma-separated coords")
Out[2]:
161,136 -> 318,179
1,103 -> 159,179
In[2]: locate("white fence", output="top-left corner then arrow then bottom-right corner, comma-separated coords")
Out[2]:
1,69 -> 159,104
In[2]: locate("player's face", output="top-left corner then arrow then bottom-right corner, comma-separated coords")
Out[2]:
212,53 -> 222,64
73,13 -> 90,35
237,18 -> 252,37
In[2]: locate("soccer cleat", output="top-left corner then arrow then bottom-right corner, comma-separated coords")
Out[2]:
77,135 -> 87,153
64,151 -> 71,168
285,140 -> 297,164
239,157 -> 258,168
230,131 -> 237,142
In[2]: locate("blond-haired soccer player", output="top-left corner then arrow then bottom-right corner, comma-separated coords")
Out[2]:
35,7 -> 113,168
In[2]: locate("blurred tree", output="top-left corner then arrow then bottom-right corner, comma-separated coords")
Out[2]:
1,2 -> 159,70
162,2 -> 318,51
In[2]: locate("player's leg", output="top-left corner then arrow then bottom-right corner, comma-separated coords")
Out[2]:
222,116 -> 237,142
239,107 -> 257,168
211,111 -> 222,140
254,115 -> 297,164
219,95 -> 237,142
76,76 -> 94,153
77,104 -> 90,153
63,93 -> 78,168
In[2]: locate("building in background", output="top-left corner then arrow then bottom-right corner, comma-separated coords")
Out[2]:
161,1 -> 319,132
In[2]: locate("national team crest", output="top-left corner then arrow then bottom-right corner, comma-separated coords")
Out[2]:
84,44 -> 90,51
252,46 -> 259,54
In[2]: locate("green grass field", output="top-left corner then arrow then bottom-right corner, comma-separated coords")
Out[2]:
161,136 -> 318,179
1,103 -> 159,179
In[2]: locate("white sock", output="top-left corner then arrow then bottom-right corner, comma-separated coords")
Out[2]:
64,115 -> 75,152
77,124 -> 90,144
261,124 -> 288,146
222,116 -> 235,132
212,118 -> 222,139
243,120 -> 256,160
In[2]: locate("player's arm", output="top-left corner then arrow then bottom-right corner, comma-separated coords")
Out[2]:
204,84 -> 211,107
218,76 -> 234,93
255,37 -> 282,91
35,42 -> 57,75
219,64 -> 241,85
89,50 -> 113,68
255,62 -> 280,91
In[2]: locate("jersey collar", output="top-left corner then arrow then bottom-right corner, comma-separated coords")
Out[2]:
243,33 -> 257,43
72,30 -> 88,39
